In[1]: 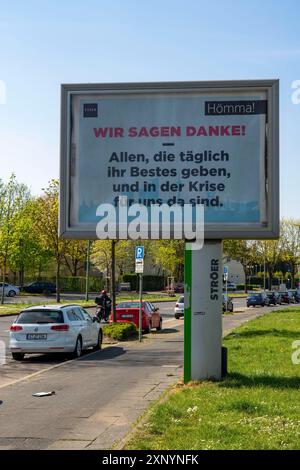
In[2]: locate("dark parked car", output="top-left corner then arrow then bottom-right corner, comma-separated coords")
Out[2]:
247,293 -> 270,307
174,282 -> 184,293
266,291 -> 282,306
223,282 -> 237,292
289,290 -> 300,303
223,294 -> 233,313
294,290 -> 300,303
278,291 -> 295,304
23,281 -> 56,295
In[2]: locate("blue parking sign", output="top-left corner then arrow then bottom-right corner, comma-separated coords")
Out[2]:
135,246 -> 144,260
224,266 -> 228,275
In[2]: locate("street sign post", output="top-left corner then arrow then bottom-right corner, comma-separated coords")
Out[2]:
135,246 -> 144,342
224,266 -> 229,308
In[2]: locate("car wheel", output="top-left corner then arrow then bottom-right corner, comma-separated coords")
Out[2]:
156,318 -> 162,331
73,337 -> 82,358
8,290 -> 16,297
93,330 -> 103,351
175,314 -> 179,319
12,352 -> 25,361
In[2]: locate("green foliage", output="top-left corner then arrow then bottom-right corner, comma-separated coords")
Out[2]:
122,273 -> 165,291
150,240 -> 184,280
236,284 -> 261,290
46,276 -> 104,292
102,322 -> 138,341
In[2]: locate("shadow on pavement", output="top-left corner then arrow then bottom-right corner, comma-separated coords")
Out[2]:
78,346 -> 126,362
149,328 -> 179,335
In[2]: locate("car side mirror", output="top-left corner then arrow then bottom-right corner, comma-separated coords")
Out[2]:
92,316 -> 98,323
154,308 -> 159,312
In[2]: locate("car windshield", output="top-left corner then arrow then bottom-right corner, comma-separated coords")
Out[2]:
16,310 -> 64,324
117,302 -> 141,309
178,296 -> 184,303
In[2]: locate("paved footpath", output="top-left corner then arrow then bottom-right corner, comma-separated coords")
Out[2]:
0,309 -> 270,450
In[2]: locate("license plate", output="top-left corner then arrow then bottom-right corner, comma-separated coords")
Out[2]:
121,314 -> 133,318
26,333 -> 47,340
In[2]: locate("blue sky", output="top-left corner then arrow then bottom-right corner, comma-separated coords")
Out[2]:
0,0 -> 299,218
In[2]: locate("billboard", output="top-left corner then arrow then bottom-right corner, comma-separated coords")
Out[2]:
60,80 -> 279,239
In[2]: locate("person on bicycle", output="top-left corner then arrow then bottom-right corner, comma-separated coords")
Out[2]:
95,290 -> 111,322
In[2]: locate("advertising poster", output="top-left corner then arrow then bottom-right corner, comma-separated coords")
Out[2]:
60,81 -> 279,239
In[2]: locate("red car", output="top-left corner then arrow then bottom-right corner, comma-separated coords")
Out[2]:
111,301 -> 162,333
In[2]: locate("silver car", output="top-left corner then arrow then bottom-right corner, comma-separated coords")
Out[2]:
174,295 -> 184,319
0,283 -> 20,297
9,304 -> 102,361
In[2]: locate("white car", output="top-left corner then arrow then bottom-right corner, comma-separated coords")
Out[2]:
0,283 -> 20,297
174,295 -> 184,319
9,304 -> 103,361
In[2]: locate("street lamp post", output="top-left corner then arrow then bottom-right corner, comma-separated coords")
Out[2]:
85,240 -> 91,301
263,244 -> 266,291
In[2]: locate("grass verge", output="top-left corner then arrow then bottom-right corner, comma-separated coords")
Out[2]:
125,307 -> 300,450
0,294 -> 176,316
0,300 -> 96,315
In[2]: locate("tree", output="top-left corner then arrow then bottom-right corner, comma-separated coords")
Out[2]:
256,238 -> 283,290
9,199 -> 51,288
63,240 -> 89,277
280,219 -> 300,288
151,240 -> 184,281
92,240 -> 113,290
0,174 -> 30,303
92,240 -> 135,291
34,180 -> 67,302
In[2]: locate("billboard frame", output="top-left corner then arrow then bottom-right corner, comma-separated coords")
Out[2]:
59,79 -> 279,240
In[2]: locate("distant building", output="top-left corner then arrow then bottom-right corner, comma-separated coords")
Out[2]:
222,256 -> 245,285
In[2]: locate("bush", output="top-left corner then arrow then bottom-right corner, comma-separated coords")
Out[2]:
47,276 -> 104,292
237,284 -> 261,291
102,322 -> 138,341
122,274 -> 165,291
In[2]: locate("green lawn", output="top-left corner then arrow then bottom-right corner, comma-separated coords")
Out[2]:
0,299 -> 96,315
126,308 -> 300,450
